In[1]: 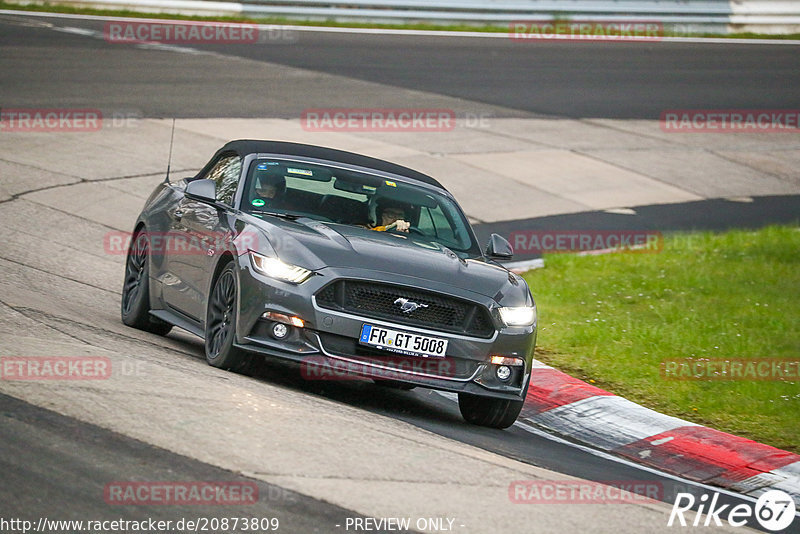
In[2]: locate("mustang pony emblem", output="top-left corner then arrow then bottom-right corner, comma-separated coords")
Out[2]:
394,297 -> 429,314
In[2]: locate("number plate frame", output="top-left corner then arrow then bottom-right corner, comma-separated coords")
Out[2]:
359,324 -> 448,358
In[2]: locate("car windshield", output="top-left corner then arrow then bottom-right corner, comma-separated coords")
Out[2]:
241,158 -> 480,256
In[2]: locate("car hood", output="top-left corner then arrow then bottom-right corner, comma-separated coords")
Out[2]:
246,216 -> 526,302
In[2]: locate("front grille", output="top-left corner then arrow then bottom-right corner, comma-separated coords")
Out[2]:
315,280 -> 495,338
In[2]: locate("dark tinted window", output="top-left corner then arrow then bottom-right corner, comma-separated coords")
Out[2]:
205,154 -> 242,206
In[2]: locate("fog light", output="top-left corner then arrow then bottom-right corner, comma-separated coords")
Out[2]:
272,323 -> 289,339
496,365 -> 512,382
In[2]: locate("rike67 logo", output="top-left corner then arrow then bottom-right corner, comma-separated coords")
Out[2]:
668,490 -> 796,531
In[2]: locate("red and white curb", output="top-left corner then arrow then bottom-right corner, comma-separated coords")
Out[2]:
522,360 -> 800,501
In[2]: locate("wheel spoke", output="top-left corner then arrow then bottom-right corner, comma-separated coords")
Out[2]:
206,268 -> 237,360
220,276 -> 232,304
122,233 -> 149,315
210,298 -> 224,315
129,253 -> 143,272
211,326 -> 225,355
130,235 -> 148,270
208,320 -> 223,337
123,276 -> 139,292
123,285 -> 139,310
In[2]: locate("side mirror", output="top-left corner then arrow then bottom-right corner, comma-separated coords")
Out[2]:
486,233 -> 513,259
185,179 -> 217,203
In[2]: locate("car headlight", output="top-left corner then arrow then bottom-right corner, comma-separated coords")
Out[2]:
498,306 -> 537,327
249,251 -> 312,284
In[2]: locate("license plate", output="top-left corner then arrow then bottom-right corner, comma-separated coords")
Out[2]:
359,324 -> 448,358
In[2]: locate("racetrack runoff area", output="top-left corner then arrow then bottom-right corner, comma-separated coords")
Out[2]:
4,114 -> 794,216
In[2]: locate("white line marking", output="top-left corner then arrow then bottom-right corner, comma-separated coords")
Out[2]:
774,461 -> 800,478
135,42 -> 205,54
503,258 -> 545,273
650,436 -> 675,446
52,26 -> 96,36
603,207 -> 638,215
12,17 -> 212,56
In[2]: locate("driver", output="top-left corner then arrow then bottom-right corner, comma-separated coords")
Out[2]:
371,198 -> 411,232
252,170 -> 287,207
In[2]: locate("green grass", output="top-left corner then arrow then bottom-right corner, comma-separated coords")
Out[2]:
522,226 -> 800,452
2,1 -> 800,39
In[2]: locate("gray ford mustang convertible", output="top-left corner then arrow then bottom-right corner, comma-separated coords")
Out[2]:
122,140 -> 537,428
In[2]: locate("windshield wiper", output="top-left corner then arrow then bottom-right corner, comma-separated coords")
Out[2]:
249,210 -> 301,220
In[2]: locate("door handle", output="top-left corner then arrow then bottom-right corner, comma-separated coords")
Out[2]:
173,209 -> 184,219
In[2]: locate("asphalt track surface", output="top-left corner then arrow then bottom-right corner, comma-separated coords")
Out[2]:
1,11 -> 798,534
0,13 -> 799,119
474,194 -> 800,259
195,33 -> 800,120
0,393 -> 364,530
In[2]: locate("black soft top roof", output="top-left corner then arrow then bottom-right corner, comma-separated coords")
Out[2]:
211,139 -> 444,189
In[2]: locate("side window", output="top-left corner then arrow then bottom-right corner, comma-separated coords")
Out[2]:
205,155 -> 242,206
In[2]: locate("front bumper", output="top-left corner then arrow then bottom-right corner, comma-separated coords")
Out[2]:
233,258 -> 537,400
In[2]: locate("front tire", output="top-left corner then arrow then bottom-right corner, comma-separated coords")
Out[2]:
205,263 -> 248,371
458,393 -> 524,429
121,230 -> 172,336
